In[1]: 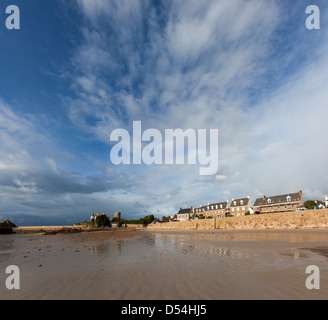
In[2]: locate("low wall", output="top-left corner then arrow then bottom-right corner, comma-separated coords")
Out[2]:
125,224 -> 145,229
147,218 -> 216,230
14,226 -> 75,232
147,209 -> 328,230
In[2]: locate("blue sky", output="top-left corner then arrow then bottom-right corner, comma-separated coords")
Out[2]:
0,0 -> 327,226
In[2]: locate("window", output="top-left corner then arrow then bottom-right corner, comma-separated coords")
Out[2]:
233,201 -> 236,206
215,205 -> 218,209
237,207 -> 239,211
220,204 -> 223,209
240,200 -> 243,205
211,205 -> 214,210
267,198 -> 272,204
286,195 -> 291,202
231,208 -> 235,212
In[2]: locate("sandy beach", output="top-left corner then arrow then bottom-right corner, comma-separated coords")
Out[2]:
1,228 -> 328,300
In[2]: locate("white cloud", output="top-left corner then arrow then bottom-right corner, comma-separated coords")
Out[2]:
46,158 -> 57,173
216,175 -> 227,181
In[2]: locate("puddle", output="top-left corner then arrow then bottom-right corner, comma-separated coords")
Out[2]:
279,249 -> 311,259
301,246 -> 328,259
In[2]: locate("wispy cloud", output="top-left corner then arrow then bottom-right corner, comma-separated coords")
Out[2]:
66,0 -> 328,207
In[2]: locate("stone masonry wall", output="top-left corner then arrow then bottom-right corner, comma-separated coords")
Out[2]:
147,209 -> 328,230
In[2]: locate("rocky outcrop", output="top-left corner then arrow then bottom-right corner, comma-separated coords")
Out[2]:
0,220 -> 16,234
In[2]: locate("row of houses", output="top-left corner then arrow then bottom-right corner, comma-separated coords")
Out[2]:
177,189 -> 305,221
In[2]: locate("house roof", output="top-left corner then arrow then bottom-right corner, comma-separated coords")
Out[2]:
200,202 -> 229,211
177,208 -> 191,214
254,192 -> 301,206
230,197 -> 250,207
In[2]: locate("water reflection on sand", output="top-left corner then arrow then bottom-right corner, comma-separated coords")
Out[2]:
86,233 -> 249,261
85,231 -> 318,264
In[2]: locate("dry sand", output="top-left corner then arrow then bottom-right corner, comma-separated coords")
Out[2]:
1,228 -> 328,300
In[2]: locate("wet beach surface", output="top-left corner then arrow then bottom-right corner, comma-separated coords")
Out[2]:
1,228 -> 328,300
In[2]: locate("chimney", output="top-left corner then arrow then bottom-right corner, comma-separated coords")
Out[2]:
299,189 -> 303,205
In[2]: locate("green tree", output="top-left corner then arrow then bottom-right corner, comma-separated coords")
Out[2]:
304,200 -> 317,210
141,214 -> 154,225
95,215 -> 110,227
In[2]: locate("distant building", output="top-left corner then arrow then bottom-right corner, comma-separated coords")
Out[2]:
229,196 -> 253,217
196,201 -> 230,218
114,212 -> 121,220
253,189 -> 303,214
177,197 -> 253,220
177,208 -> 191,221
325,195 -> 328,208
90,212 -> 110,222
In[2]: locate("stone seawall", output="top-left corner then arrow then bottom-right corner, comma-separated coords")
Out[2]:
13,226 -> 78,234
147,209 -> 328,230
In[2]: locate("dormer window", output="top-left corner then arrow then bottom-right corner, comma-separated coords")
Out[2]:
211,205 -> 214,210
233,201 -> 236,206
267,198 -> 272,204
240,200 -> 243,205
286,195 -> 291,201
220,204 -> 223,209
215,205 -> 218,209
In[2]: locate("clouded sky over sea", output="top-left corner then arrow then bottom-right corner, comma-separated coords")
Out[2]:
0,0 -> 327,226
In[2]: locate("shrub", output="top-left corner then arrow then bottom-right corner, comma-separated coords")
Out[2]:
95,215 -> 110,227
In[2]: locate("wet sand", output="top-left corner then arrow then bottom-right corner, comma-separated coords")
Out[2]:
1,228 -> 328,300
